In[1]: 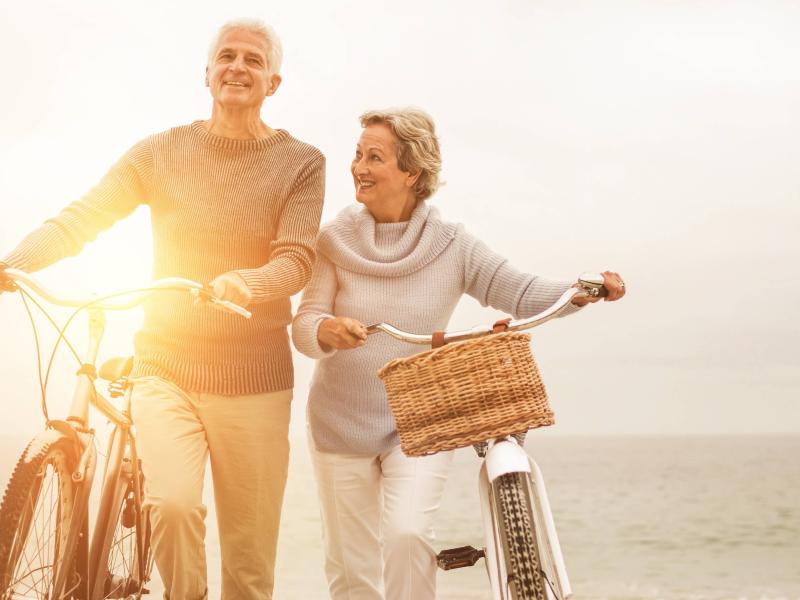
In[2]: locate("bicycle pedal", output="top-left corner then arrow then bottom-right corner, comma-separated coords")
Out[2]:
436,545 -> 485,570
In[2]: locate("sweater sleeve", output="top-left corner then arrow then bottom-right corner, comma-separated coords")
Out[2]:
2,139 -> 152,273
236,153 -> 325,304
291,249 -> 338,359
460,228 -> 582,319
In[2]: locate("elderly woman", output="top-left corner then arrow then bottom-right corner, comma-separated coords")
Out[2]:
292,108 -> 624,600
1,19 -> 324,600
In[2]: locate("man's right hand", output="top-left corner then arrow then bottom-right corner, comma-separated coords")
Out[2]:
318,317 -> 367,351
0,263 -> 17,294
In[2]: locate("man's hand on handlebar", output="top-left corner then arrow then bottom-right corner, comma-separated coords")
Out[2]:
0,263 -> 18,294
318,317 -> 368,351
571,270 -> 626,306
209,271 -> 252,308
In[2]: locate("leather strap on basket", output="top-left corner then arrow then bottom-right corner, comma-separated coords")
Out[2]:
431,331 -> 446,349
432,318 -> 510,349
492,318 -> 511,334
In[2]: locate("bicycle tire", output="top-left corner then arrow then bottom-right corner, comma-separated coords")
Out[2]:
0,433 -> 81,598
91,444 -> 153,600
494,472 -> 547,600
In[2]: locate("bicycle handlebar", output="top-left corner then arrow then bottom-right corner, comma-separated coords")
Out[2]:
365,273 -> 606,345
2,268 -> 252,318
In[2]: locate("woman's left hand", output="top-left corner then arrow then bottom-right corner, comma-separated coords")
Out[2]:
571,270 -> 626,306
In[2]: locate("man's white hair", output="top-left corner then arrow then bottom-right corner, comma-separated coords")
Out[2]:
208,19 -> 283,74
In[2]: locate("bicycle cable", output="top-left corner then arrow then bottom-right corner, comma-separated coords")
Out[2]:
17,284 -> 207,426
18,286 -> 92,424
18,289 -> 51,423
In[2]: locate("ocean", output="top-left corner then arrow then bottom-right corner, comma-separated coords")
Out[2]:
1,434 -> 798,599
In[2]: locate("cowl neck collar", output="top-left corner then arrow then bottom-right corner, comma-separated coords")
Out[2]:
317,201 -> 458,277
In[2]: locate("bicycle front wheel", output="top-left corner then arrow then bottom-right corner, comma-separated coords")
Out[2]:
0,432 -> 81,598
494,472 -> 548,600
91,442 -> 153,600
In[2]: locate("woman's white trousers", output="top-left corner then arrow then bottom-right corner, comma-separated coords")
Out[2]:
309,441 -> 454,600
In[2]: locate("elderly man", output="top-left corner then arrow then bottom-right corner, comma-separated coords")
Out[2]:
0,19 -> 325,599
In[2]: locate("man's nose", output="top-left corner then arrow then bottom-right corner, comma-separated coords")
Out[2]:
228,55 -> 246,71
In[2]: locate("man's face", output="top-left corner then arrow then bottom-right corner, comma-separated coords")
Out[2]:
206,29 -> 281,109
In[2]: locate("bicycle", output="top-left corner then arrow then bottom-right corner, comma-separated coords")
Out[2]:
367,273 -> 608,600
0,268 -> 250,600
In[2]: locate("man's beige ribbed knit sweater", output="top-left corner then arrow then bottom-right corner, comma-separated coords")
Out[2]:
3,121 -> 325,395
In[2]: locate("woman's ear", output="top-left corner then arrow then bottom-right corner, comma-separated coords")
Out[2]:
406,170 -> 421,188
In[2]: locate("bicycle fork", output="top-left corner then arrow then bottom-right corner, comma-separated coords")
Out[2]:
479,437 -> 571,600
479,436 -> 572,600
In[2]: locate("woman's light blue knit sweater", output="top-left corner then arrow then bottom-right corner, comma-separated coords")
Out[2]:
292,201 -> 579,455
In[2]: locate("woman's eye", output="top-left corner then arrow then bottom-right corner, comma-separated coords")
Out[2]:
370,154 -> 381,161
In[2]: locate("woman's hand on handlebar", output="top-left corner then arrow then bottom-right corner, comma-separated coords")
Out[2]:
318,317 -> 368,350
571,270 -> 626,306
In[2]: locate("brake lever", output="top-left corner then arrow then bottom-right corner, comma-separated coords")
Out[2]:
189,288 -> 252,318
578,272 -> 608,298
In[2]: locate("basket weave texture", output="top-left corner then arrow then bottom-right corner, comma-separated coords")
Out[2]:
377,331 -> 553,456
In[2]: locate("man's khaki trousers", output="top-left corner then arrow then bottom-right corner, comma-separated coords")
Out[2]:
130,376 -> 292,600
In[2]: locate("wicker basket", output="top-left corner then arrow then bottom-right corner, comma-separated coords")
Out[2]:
377,331 -> 553,457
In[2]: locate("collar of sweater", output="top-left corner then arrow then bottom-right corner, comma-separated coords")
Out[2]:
317,201 -> 459,277
190,120 -> 290,151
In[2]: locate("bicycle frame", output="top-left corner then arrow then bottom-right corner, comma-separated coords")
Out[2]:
23,303 -> 143,599
1,269 -> 250,599
366,273 -> 604,600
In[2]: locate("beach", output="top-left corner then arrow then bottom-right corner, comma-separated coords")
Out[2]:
2,433 -> 797,599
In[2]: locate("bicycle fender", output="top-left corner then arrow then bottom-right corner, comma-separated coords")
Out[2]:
21,422 -> 81,464
485,439 -> 531,483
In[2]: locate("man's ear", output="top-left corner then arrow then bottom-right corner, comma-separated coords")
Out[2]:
266,73 -> 283,97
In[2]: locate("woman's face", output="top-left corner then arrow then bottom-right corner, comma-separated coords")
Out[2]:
351,124 -> 418,218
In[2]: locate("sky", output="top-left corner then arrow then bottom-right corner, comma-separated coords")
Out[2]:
0,0 -> 798,437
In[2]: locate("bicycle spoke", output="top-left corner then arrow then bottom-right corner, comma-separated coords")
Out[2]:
5,450 -> 74,598
96,474 -> 151,600
15,470 -> 57,593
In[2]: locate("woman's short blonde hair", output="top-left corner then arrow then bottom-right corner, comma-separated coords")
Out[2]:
359,108 -> 442,201
208,19 -> 283,75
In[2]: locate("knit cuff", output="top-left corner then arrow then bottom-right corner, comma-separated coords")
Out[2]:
291,312 -> 337,359
516,277 -> 582,319
313,315 -> 338,357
